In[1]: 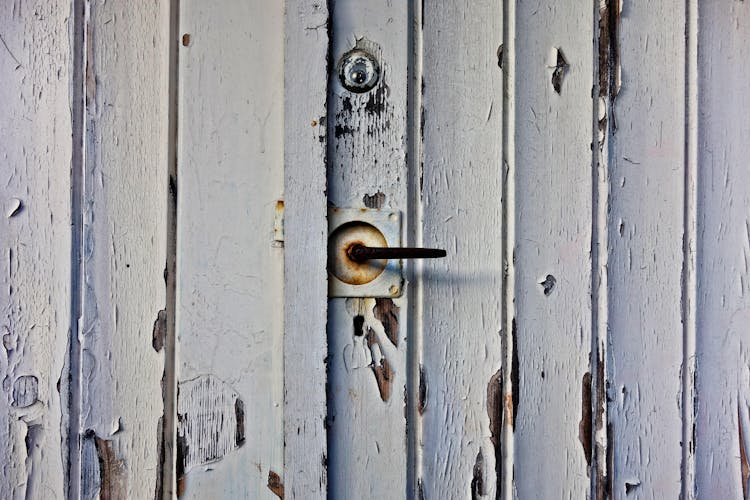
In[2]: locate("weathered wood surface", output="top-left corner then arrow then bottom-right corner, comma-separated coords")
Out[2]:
283,1 -> 330,499
606,1 -> 686,497
5,1 -> 750,498
325,1 -> 410,498
419,1 -> 504,498
0,2 -> 71,498
510,2 -> 594,498
175,1 -> 286,498
695,2 -> 750,498
77,1 -> 171,498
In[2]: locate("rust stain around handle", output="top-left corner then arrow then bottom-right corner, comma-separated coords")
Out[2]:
347,243 -> 446,262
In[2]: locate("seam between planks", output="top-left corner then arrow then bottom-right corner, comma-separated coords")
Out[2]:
591,1 -> 611,497
161,0 -> 180,497
67,0 -> 87,497
681,0 -> 699,497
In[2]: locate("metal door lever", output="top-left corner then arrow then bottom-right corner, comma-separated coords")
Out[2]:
347,244 -> 446,262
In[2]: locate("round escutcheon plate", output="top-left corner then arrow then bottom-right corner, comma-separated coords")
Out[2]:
328,221 -> 388,285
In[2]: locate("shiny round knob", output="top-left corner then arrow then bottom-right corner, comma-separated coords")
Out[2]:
338,49 -> 380,93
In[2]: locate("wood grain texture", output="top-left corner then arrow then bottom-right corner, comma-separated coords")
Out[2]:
325,1 -> 409,497
510,3 -> 594,498
283,1 -> 330,498
606,1 -> 686,497
419,1 -> 504,498
695,2 -> 750,498
176,1 -> 285,497
0,1 -> 71,497
77,1 -> 170,497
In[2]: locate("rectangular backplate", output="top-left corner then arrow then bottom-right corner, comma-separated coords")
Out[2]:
328,207 -> 403,298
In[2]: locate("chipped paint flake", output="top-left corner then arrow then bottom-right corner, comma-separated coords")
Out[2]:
267,470 -> 285,499
6,198 -> 23,218
373,298 -> 399,347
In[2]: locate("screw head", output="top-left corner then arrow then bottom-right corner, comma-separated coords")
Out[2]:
338,49 -> 380,93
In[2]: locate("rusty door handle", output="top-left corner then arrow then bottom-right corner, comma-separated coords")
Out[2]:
347,243 -> 446,262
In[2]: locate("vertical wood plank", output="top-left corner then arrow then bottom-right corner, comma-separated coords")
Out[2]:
283,1 -> 330,498
325,1 -> 409,497
0,1 -> 71,497
695,3 -> 750,498
78,1 -> 170,497
176,1 -> 285,497
510,3 -> 594,497
605,0 -> 686,496
419,1 -> 504,498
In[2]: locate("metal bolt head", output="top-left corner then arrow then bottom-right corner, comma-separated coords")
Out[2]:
338,49 -> 380,93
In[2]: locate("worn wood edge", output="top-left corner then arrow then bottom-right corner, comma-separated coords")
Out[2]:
283,1 -> 330,498
681,0 -> 698,496
405,0 -> 424,497
500,0 -> 516,497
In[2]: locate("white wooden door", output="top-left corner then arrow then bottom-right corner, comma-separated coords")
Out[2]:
283,1 -> 750,499
3,1 -> 750,499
